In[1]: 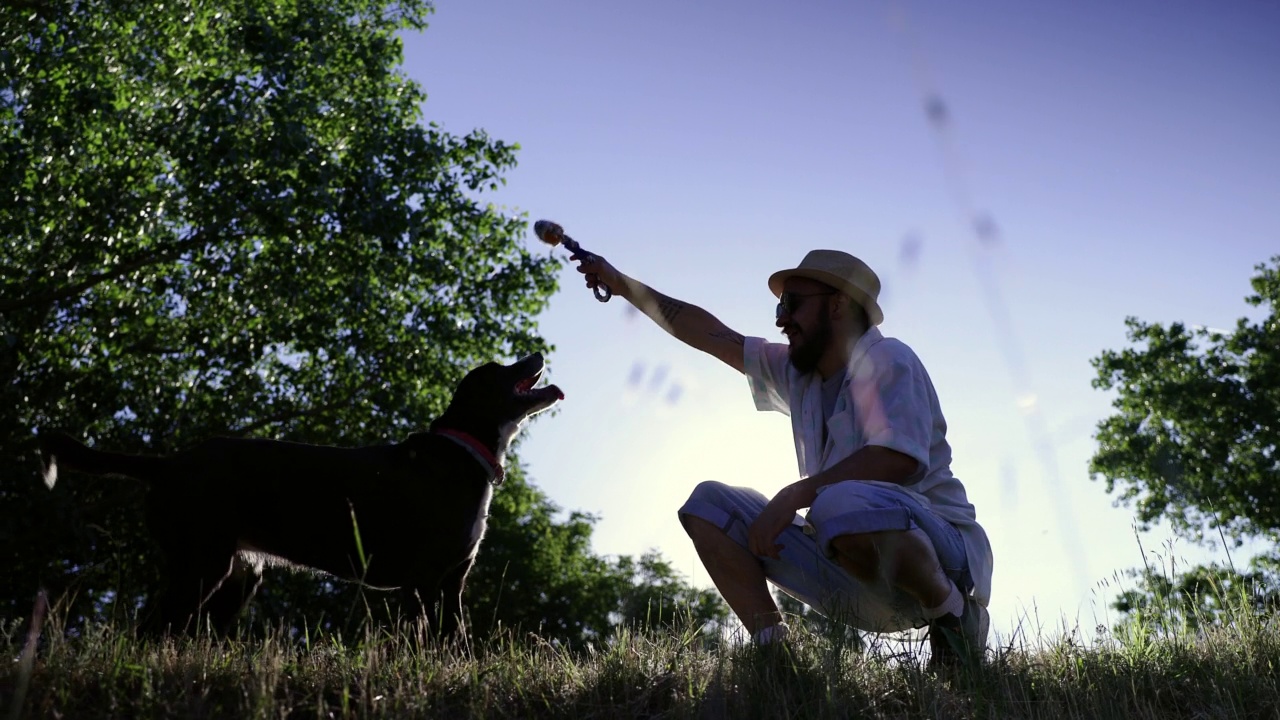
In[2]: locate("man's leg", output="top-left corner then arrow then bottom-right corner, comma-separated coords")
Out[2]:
683,515 -> 782,635
679,480 -> 913,641
812,484 -> 987,666
834,529 -> 987,667
829,529 -> 954,610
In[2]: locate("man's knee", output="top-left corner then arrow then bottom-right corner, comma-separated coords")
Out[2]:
682,513 -> 721,542
677,480 -> 735,536
686,479 -> 732,505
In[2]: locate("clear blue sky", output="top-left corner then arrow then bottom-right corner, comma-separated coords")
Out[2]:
400,0 -> 1279,645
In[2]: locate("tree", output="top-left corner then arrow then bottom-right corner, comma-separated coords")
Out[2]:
468,480 -> 730,646
0,0 -> 726,643
1090,256 -> 1280,626
613,552 -> 729,637
1110,557 -> 1280,637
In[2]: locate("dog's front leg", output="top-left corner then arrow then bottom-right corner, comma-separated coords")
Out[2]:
143,548 -> 238,637
201,555 -> 263,633
431,557 -> 474,640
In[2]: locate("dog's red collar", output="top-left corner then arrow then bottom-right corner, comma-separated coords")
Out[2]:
435,429 -> 504,486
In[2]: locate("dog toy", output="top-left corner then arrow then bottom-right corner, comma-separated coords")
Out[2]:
534,220 -> 612,302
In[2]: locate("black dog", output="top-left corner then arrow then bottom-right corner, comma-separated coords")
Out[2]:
38,353 -> 563,638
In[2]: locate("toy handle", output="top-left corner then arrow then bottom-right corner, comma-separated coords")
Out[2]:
533,220 -> 612,302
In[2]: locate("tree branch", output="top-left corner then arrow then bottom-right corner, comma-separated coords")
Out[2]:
0,229 -> 227,315
230,396 -> 355,437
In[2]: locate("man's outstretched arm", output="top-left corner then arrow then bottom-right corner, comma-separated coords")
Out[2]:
573,253 -> 746,374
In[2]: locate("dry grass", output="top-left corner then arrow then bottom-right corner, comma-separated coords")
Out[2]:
4,594 -> 1279,720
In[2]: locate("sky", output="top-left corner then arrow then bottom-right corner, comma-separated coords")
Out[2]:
398,0 -> 1280,646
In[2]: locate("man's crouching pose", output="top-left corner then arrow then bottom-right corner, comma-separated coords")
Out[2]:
572,247 -> 993,667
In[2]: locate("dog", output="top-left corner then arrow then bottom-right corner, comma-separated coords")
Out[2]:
38,353 -> 563,638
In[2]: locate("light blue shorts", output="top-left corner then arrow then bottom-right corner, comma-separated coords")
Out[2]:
678,479 -> 972,632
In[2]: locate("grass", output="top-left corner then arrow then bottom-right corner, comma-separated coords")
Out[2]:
4,592 -> 1280,720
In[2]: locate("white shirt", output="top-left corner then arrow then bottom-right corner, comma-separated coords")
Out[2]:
744,327 -> 994,607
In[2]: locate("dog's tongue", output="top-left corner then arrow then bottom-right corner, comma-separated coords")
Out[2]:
546,384 -> 565,401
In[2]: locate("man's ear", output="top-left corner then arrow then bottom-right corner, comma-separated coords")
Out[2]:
831,293 -> 866,334
829,293 -> 849,320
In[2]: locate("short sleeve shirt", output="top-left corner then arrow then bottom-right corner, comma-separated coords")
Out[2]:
741,327 -> 994,606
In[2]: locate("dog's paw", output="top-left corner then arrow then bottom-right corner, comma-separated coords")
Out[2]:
40,455 -> 57,489
35,429 -> 73,489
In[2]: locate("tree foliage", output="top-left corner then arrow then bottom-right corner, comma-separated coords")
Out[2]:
1090,256 -> 1280,544
1091,256 -> 1280,627
470,477 -> 729,645
1110,555 -> 1280,637
0,0 -> 725,643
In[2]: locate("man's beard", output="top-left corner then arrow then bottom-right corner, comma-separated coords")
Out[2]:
788,313 -> 831,374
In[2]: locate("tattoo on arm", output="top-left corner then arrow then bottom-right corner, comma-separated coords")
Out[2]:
710,330 -> 744,346
657,297 -> 685,325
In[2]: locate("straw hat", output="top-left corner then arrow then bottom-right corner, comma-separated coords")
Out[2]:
767,249 -> 884,326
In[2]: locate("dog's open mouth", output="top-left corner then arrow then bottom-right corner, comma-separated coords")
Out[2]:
516,368 -> 565,402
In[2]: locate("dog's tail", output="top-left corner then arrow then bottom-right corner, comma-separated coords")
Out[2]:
38,431 -> 166,489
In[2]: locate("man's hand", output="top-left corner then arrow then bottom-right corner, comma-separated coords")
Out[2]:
571,251 -> 625,299
569,251 -> 747,373
748,484 -> 809,560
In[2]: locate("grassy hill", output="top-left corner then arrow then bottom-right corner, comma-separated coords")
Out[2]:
4,599 -> 1278,720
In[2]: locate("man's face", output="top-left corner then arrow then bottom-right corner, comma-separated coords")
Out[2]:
775,278 -> 836,373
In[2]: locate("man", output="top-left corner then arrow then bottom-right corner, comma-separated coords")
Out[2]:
572,248 -> 993,666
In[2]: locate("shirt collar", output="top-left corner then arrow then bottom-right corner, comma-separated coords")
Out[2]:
846,326 -> 884,376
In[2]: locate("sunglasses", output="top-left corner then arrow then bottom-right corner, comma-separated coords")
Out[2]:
776,291 -> 836,320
